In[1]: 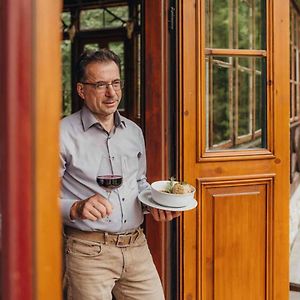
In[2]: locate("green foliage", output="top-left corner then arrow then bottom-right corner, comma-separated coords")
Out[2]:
207,0 -> 266,148
61,40 -> 72,116
80,6 -> 128,30
80,9 -> 103,30
61,6 -> 128,116
212,60 -> 230,144
208,0 -> 265,49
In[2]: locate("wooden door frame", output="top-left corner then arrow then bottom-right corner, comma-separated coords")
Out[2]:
144,0 -> 172,297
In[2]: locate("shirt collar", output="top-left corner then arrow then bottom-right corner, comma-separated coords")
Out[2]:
81,105 -> 126,131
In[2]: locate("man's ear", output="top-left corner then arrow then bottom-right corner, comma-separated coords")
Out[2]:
77,82 -> 85,99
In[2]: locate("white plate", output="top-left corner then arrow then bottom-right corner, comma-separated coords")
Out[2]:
138,190 -> 198,212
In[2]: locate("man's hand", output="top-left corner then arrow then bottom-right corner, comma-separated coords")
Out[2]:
70,194 -> 113,221
150,208 -> 181,222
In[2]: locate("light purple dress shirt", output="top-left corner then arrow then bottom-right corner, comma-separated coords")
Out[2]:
60,105 -> 150,233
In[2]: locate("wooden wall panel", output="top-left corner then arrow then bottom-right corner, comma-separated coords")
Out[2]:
203,183 -> 269,299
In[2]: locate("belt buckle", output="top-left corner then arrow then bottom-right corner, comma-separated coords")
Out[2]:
116,234 -> 132,247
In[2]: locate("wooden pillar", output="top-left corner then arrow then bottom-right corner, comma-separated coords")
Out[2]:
0,0 -> 62,299
0,0 -> 34,298
33,1 -> 62,299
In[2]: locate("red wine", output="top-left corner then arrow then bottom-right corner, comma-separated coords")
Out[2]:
97,175 -> 123,190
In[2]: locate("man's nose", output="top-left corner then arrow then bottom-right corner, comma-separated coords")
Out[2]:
105,84 -> 117,96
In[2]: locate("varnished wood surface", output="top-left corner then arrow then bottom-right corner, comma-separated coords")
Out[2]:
201,180 -> 271,299
33,1 -> 62,299
205,48 -> 267,57
0,0 -> 34,299
179,0 -> 290,299
144,0 -> 169,296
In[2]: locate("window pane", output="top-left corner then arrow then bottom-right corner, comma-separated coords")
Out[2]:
205,0 -> 266,50
80,7 -> 128,30
84,43 -> 99,52
255,69 -> 262,131
105,7 -> 129,28
61,40 -> 71,116
206,56 -> 266,150
238,60 -> 251,136
291,82 -> 294,119
205,0 -> 229,48
206,56 -> 231,147
80,9 -> 103,30
61,12 -> 71,33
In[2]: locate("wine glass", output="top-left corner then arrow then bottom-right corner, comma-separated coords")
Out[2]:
96,175 -> 123,195
96,156 -> 123,220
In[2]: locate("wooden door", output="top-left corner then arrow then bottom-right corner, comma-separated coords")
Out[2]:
179,1 -> 289,299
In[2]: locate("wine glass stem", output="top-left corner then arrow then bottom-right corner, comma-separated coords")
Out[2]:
105,191 -> 112,222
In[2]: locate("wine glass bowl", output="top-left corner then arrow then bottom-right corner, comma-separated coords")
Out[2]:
96,156 -> 123,221
96,175 -> 123,191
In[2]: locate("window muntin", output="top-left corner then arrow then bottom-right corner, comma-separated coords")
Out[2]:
205,0 -> 267,151
206,56 -> 266,149
80,6 -> 129,30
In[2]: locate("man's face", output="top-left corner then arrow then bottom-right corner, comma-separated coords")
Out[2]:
77,61 -> 122,120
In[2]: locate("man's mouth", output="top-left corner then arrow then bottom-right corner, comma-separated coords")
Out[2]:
103,99 -> 117,105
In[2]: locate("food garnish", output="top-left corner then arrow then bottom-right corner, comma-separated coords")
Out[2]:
162,177 -> 193,194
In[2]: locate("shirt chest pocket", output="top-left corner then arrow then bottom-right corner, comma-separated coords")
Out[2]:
123,154 -> 139,175
122,153 -> 140,188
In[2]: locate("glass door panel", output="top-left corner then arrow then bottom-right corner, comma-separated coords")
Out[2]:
205,0 -> 267,151
206,55 -> 266,150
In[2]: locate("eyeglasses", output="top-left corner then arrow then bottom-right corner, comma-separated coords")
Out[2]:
81,79 -> 124,91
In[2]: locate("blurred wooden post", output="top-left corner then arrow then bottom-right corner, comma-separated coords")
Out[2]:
0,0 -> 34,299
0,0 -> 62,299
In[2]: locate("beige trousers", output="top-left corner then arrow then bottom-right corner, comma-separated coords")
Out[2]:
64,231 -> 165,300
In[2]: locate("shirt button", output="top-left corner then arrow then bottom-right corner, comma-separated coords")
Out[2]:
122,198 -> 125,201
124,220 -> 127,223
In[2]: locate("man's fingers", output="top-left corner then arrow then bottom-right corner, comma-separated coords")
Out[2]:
150,208 -> 182,222
171,211 -> 181,218
75,194 -> 114,221
85,202 -> 107,219
165,211 -> 173,221
94,195 -> 113,215
158,209 -> 166,221
83,210 -> 98,221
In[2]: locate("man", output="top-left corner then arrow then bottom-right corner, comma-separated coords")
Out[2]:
60,49 -> 180,300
